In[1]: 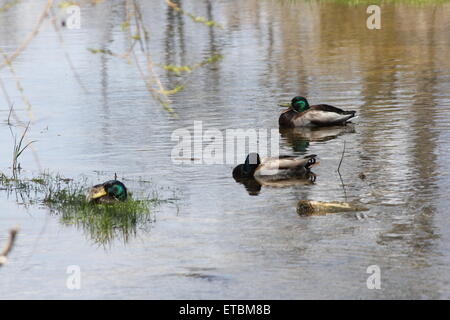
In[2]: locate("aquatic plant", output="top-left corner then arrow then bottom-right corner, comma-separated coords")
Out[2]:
0,172 -> 178,245
11,122 -> 35,178
47,188 -> 157,245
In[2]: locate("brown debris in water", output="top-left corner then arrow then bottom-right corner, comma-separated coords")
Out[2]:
297,200 -> 369,216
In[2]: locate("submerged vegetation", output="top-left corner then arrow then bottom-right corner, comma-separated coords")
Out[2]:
0,171 -> 178,245
0,1 -> 194,246
50,189 -> 159,245
1,106 -> 178,246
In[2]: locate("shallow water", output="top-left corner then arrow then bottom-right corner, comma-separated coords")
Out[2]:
1,0 -> 450,299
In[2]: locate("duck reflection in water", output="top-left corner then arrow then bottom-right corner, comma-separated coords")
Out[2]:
232,153 -> 318,195
279,125 -> 355,152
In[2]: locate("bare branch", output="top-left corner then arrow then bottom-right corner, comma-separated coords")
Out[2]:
337,140 -> 346,174
0,0 -> 53,70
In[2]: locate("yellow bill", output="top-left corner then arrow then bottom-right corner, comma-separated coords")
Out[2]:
87,185 -> 107,201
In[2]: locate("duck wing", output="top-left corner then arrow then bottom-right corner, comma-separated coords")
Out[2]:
256,155 -> 317,176
311,104 -> 351,114
279,108 -> 297,127
302,105 -> 356,126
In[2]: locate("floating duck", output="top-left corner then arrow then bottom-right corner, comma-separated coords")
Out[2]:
233,153 -> 318,180
279,96 -> 356,127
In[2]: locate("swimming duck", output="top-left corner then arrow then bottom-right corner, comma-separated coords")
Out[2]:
87,180 -> 128,204
232,153 -> 318,180
279,96 -> 356,127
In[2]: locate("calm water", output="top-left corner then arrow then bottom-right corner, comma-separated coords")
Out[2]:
1,0 -> 450,299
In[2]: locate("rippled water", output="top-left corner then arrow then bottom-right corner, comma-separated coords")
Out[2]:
1,0 -> 450,299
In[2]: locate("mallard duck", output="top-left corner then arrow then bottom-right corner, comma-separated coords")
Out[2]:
279,96 -> 356,127
232,153 -> 318,180
86,180 -> 128,204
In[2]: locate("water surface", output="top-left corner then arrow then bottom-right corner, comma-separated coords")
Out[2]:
1,0 -> 450,299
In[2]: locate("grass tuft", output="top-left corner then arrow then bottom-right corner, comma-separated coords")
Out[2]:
0,172 -> 176,245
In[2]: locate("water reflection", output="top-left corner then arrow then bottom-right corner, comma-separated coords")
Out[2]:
232,176 -> 261,195
1,0 -> 450,299
233,174 -> 316,196
279,125 -> 356,152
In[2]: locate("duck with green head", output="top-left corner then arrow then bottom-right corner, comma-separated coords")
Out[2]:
87,180 -> 128,204
279,96 -> 356,127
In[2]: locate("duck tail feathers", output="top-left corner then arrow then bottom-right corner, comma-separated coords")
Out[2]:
346,110 -> 356,117
303,154 -> 317,168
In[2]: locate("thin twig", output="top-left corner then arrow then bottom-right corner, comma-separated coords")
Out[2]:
165,0 -> 222,28
0,75 -> 24,127
338,170 -> 348,202
128,0 -> 175,115
337,140 -> 346,174
7,102 -> 14,126
0,48 -> 35,120
0,0 -> 53,70
337,140 -> 347,201
49,7 -> 89,94
0,227 -> 19,266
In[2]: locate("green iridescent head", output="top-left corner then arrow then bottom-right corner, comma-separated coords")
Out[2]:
105,180 -> 127,201
88,180 -> 128,202
291,96 -> 310,112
